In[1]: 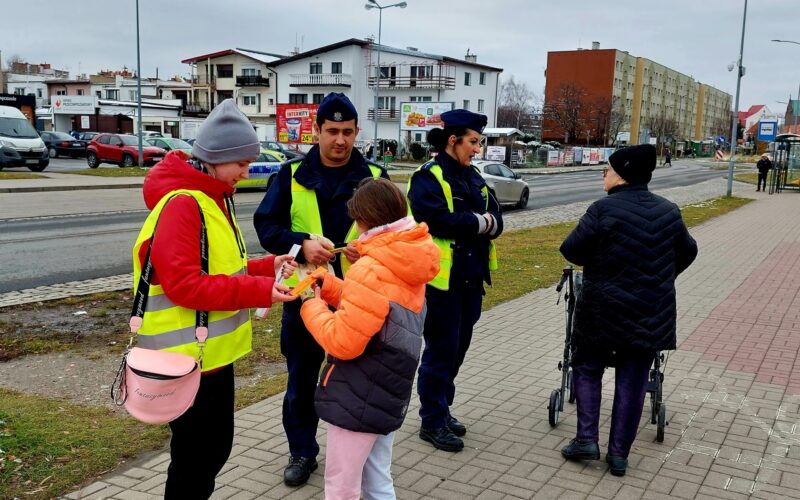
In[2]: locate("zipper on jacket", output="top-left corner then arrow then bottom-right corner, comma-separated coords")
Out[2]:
322,363 -> 336,388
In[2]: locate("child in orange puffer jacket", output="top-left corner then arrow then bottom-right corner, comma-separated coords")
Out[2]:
299,177 -> 439,500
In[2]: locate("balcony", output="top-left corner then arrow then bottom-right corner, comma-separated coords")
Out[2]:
290,73 -> 352,87
236,75 -> 270,87
367,108 -> 399,121
367,76 -> 456,90
191,75 -> 215,86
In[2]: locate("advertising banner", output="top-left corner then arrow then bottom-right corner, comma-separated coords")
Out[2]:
276,104 -> 320,144
589,148 -> 600,165
573,148 -> 583,164
50,95 -> 97,114
400,102 -> 453,131
547,150 -> 560,166
486,146 -> 505,161
581,148 -> 590,165
564,149 -> 574,165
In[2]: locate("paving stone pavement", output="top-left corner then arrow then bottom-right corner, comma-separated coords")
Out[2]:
53,182 -> 800,498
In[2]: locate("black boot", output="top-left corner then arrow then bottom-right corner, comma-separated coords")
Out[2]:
561,438 -> 600,461
420,427 -> 464,452
283,456 -> 318,487
606,454 -> 628,476
447,414 -> 467,437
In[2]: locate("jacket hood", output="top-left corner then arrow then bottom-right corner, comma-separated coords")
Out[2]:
355,223 -> 439,286
142,150 -> 235,209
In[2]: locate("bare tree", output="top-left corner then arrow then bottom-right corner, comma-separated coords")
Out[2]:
709,116 -> 731,140
543,83 -> 588,144
4,53 -> 24,71
497,75 -> 538,132
644,111 -> 679,155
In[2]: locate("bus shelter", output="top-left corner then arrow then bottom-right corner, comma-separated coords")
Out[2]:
769,133 -> 800,194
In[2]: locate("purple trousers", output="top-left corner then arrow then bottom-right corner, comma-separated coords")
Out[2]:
572,352 -> 653,458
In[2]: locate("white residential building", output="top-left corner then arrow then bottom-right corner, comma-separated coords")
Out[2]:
5,62 -> 69,108
269,38 -> 503,145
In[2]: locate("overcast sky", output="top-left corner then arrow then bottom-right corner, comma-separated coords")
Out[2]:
4,0 -> 799,114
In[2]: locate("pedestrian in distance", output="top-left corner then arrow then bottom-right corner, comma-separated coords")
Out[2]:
407,109 -> 503,452
131,98 -> 298,499
253,92 -> 389,487
299,177 -> 439,500
756,153 -> 773,192
559,144 -> 697,477
663,148 -> 672,167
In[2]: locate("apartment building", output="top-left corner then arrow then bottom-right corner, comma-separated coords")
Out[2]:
5,62 -> 69,108
543,43 -> 732,145
269,38 -> 502,144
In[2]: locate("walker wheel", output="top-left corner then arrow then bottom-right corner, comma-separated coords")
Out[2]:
548,390 -> 561,427
656,403 -> 666,442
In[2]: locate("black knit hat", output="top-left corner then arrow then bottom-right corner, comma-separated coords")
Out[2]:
608,144 -> 657,185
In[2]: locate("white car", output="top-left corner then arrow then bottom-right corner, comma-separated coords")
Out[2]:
472,160 -> 530,209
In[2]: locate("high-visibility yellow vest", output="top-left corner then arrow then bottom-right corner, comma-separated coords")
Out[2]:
131,189 -> 252,371
286,160 -> 382,285
407,161 -> 498,291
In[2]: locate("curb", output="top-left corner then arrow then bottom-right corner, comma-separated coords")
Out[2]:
0,183 -> 143,194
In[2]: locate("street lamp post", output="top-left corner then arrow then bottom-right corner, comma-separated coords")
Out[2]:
727,0 -> 748,197
365,0 -> 407,162
135,0 -> 143,167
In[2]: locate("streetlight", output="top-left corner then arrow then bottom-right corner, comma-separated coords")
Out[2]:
727,0 -> 747,197
365,0 -> 407,162
771,39 -> 800,46
135,0 -> 143,167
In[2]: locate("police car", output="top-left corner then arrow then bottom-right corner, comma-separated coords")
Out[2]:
235,149 -> 285,190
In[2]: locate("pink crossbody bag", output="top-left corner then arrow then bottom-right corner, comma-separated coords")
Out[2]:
111,195 -> 209,424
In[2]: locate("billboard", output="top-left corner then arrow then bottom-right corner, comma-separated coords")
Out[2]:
486,146 -> 505,161
50,95 -> 97,114
276,104 -> 320,144
400,102 -> 453,131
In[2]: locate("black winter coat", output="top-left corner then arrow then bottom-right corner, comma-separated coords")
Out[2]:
560,184 -> 698,355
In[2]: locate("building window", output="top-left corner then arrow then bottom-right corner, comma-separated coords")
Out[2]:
479,72 -> 486,85
464,72 -> 472,86
463,99 -> 470,110
310,62 -> 322,74
37,88 -> 43,97
241,67 -> 260,76
289,94 -> 307,104
377,96 -> 396,110
409,96 -> 432,102
478,99 -> 485,113
410,65 -> 433,79
106,89 -> 119,100
217,65 -> 233,78
415,132 -> 423,142
13,88 -> 25,95
76,89 -> 83,96
243,95 -> 257,106
312,93 -> 324,104
95,91 -> 102,98
268,98 -> 274,105
331,62 -> 342,74
129,90 -> 138,100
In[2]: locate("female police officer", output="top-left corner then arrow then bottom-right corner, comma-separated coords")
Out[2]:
407,109 -> 503,452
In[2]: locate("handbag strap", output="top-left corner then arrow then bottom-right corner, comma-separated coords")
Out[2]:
128,194 -> 210,358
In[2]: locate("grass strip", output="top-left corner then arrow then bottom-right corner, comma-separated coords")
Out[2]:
68,167 -> 150,177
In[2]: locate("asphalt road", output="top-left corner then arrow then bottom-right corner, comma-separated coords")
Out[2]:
0,161 -> 725,292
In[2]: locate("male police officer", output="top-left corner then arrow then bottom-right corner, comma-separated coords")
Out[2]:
254,93 -> 388,487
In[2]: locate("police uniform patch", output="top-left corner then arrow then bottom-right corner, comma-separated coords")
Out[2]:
334,112 -> 342,121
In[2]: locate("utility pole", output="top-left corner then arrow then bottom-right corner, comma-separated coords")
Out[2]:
727,0 -> 747,197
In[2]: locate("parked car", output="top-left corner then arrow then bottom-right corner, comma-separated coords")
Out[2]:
40,131 -> 86,158
260,140 -> 302,160
182,138 -> 196,146
78,131 -> 100,142
0,105 -> 49,171
236,149 -> 284,190
85,133 -> 166,168
472,160 -> 529,209
146,137 -> 193,155
140,131 -> 164,139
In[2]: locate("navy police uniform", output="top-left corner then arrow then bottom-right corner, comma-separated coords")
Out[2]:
407,110 -> 503,433
253,93 -> 388,463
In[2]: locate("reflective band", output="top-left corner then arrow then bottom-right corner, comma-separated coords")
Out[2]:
137,309 -> 249,350
144,266 -> 246,313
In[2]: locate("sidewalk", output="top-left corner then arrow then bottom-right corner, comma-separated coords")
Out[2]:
63,189 -> 800,500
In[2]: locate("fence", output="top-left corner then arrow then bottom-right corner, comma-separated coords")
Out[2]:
524,147 -> 615,168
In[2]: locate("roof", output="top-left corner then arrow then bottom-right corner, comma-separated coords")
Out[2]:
268,38 -> 502,72
181,48 -> 285,65
746,104 -> 765,116
483,128 -> 523,137
97,99 -> 182,110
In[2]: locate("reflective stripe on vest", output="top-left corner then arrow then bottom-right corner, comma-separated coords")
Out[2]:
131,189 -> 252,371
286,161 -> 382,285
407,161 -> 498,291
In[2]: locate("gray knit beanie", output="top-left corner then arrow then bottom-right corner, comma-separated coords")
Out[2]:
192,99 -> 260,164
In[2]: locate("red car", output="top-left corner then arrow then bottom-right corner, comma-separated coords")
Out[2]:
86,133 -> 166,168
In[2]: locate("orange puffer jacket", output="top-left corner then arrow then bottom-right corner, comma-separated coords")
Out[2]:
300,222 -> 439,434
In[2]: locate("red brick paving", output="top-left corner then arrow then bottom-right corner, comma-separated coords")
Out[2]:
681,242 -> 800,394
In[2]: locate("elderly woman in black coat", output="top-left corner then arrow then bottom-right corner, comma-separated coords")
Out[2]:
559,144 -> 697,477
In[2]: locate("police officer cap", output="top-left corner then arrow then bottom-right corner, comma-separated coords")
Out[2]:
441,109 -> 488,134
316,92 -> 358,125
608,144 -> 657,185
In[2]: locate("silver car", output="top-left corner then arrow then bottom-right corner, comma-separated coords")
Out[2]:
473,160 -> 530,209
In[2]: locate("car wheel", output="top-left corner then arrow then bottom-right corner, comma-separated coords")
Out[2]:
48,146 -> 58,158
86,151 -> 100,168
122,154 -> 135,167
28,161 -> 48,172
516,187 -> 529,209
